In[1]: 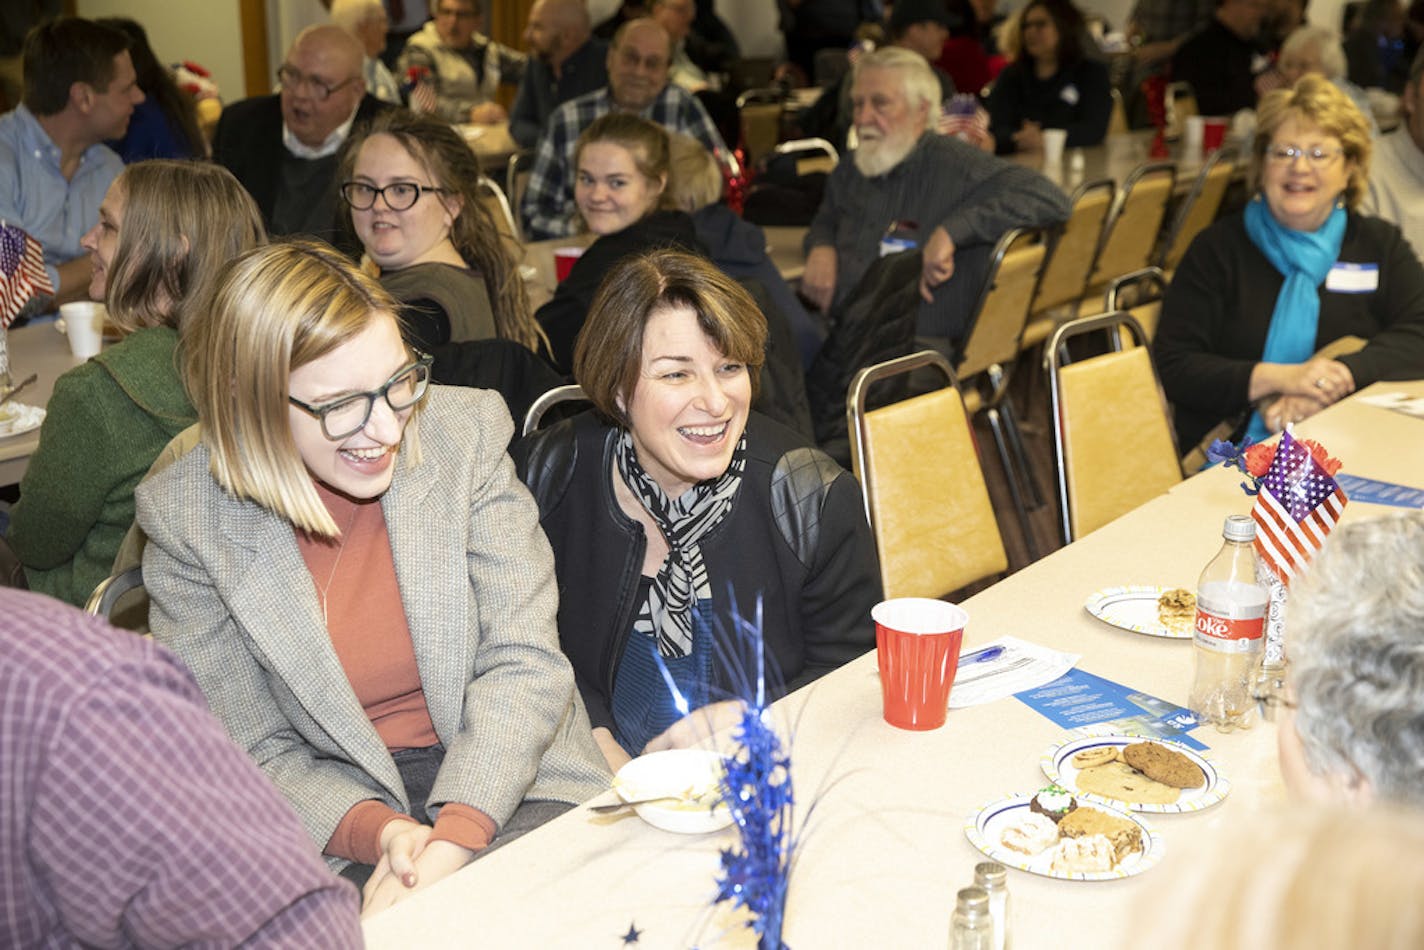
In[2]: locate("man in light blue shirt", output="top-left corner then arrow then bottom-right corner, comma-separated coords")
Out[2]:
0,18 -> 140,311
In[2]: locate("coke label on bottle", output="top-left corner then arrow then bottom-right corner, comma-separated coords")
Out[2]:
1193,578 -> 1267,652
1193,600 -> 1265,650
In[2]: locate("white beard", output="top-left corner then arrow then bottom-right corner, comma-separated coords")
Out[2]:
852,128 -> 919,177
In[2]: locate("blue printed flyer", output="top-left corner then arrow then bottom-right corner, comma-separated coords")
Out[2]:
1014,668 -> 1207,749
1336,473 -> 1424,509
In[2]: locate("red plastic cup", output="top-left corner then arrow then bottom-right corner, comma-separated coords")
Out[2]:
1202,118 -> 1228,154
874,598 -> 968,730
554,246 -> 584,282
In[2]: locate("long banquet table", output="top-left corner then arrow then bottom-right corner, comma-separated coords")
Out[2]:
0,320 -> 83,487
521,224 -> 811,301
457,121 -> 520,173
1006,129 -> 1244,198
363,379 -> 1424,949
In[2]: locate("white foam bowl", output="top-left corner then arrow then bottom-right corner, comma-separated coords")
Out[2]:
613,748 -> 733,835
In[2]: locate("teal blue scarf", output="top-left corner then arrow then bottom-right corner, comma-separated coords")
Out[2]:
1242,197 -> 1346,442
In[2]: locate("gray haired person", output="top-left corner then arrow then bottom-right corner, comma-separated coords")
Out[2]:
1272,513 -> 1424,806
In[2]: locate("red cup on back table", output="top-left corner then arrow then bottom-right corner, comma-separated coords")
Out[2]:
1202,117 -> 1229,154
554,246 -> 584,282
874,598 -> 968,730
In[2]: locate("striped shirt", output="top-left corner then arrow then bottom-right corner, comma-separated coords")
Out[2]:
0,588 -> 361,947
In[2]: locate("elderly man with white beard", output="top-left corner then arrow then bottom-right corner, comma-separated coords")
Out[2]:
802,47 -> 1070,346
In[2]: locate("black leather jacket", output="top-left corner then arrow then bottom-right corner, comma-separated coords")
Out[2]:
513,411 -> 882,732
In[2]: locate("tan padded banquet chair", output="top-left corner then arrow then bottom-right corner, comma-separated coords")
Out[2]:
848,350 -> 1007,599
1022,178 -> 1115,350
476,174 -> 520,245
955,227 -> 1049,559
1085,161 -> 1176,302
1046,312 -> 1181,544
736,88 -> 785,168
505,148 -> 535,242
1157,145 -> 1239,275
1104,266 -> 1168,343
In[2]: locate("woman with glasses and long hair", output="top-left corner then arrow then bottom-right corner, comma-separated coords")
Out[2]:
338,110 -> 542,355
7,160 -> 264,606
986,0 -> 1111,154
1154,75 -> 1424,451
134,240 -> 607,915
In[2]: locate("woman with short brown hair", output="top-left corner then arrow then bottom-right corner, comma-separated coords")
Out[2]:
516,249 -> 881,771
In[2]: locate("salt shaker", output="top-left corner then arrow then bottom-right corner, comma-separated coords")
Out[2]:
949,886 -> 993,950
974,861 -> 1011,950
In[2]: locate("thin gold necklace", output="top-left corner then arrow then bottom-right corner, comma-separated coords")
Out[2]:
317,501 -> 361,627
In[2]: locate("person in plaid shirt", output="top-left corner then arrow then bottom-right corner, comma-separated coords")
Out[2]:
519,17 -> 727,240
0,588 -> 362,946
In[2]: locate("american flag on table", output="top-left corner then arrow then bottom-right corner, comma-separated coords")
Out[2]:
1,222 -> 54,329
1252,430 -> 1349,585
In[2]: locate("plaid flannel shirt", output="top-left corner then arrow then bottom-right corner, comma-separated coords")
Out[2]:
519,85 -> 728,240
1128,0 -> 1214,44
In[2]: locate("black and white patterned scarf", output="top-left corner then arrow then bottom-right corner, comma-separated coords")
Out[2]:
615,427 -> 747,658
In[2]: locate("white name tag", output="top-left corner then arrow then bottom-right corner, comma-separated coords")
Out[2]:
879,236 -> 917,258
1060,83 -> 1079,106
1325,262 -> 1379,293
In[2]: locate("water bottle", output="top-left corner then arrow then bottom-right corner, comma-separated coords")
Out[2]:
1188,514 -> 1269,731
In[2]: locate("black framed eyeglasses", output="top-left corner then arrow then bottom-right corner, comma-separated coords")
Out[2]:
276,64 -> 358,101
288,354 -> 433,440
340,180 -> 450,211
1264,145 -> 1344,167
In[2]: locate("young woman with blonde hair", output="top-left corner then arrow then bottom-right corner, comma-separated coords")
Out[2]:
136,239 -> 606,915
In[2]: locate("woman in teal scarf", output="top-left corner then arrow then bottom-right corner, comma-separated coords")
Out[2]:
1155,75 -> 1424,451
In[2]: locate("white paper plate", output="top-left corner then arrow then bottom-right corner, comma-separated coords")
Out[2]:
0,402 -> 44,439
965,794 -> 1162,881
613,749 -> 732,835
1084,585 -> 1193,639
1041,727 -> 1229,814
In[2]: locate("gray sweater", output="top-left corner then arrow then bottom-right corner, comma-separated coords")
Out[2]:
805,132 -> 1070,339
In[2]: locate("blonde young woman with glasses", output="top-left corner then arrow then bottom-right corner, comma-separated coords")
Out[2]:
135,240 -> 606,916
1154,75 -> 1424,451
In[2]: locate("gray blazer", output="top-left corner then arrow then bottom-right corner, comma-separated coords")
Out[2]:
136,386 -> 608,868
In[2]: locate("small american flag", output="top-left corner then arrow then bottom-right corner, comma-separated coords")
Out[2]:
1252,430 -> 1348,584
0,222 -> 54,329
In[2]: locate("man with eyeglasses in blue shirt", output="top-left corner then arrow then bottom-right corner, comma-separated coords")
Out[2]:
213,24 -> 393,242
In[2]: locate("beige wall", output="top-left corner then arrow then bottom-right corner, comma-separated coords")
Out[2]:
587,0 -> 782,59
76,0 -> 247,103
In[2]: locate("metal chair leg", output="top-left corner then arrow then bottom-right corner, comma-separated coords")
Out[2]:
998,396 -> 1047,510
987,407 -> 1040,562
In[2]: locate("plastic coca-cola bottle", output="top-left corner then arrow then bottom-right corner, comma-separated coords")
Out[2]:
1189,514 -> 1269,731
